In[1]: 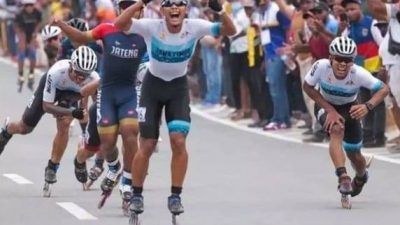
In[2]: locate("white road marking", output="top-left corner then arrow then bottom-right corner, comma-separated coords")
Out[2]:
3,173 -> 33,184
56,202 -> 97,220
191,107 -> 400,165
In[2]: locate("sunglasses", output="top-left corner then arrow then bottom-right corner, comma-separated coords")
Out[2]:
24,3 -> 34,7
333,56 -> 353,64
47,36 -> 59,42
73,70 -> 90,80
119,1 -> 136,10
161,0 -> 188,7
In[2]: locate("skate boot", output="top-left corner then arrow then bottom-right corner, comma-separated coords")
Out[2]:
0,117 -> 12,155
98,167 -> 121,209
100,169 -> 120,193
168,194 -> 184,215
120,175 -> 133,216
129,194 -> 144,225
74,157 -> 88,189
86,164 -> 104,189
17,76 -> 24,93
43,165 -> 57,197
130,194 -> 144,214
27,74 -> 35,91
338,174 -> 353,209
351,171 -> 369,197
338,175 -> 353,194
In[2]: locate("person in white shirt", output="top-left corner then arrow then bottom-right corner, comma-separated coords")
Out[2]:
0,46 -> 99,197
114,0 -> 235,216
303,37 -> 389,202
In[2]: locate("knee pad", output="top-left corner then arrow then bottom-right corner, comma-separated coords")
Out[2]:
167,120 -> 190,135
343,141 -> 362,152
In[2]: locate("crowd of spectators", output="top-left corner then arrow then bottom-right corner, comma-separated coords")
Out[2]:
1,0 -> 400,150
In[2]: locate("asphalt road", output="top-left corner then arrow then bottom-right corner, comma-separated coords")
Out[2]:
1,60 -> 400,225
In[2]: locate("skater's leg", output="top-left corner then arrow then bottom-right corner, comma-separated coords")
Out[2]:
50,117 -> 73,164
5,120 -> 33,135
330,124 -> 353,194
132,138 -> 156,189
76,144 -> 96,164
346,152 -> 366,176
329,124 -> 346,169
169,133 -> 188,192
0,119 -> 33,155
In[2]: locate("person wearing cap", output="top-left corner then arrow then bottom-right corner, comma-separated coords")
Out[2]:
367,0 -> 400,151
114,0 -> 236,216
14,0 -> 42,92
52,0 -> 148,210
309,1 -> 339,37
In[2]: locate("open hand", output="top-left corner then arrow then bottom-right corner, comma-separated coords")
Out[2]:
324,110 -> 344,133
349,104 -> 368,120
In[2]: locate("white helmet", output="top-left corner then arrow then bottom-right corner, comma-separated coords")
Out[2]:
41,25 -> 61,41
329,36 -> 357,58
21,0 -> 36,4
67,18 -> 89,32
71,46 -> 98,75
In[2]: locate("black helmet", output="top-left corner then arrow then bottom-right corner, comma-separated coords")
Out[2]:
67,18 -> 89,32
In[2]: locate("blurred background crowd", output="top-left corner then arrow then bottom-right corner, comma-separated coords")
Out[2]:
1,0 -> 400,150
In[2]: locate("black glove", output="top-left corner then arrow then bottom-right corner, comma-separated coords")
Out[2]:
72,108 -> 84,120
209,0 -> 222,12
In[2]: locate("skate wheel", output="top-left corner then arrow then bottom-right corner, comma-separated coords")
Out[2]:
43,183 -> 52,198
85,180 -> 94,190
122,200 -> 130,217
98,192 -> 110,209
172,215 -> 179,225
341,194 -> 352,209
129,212 -> 140,225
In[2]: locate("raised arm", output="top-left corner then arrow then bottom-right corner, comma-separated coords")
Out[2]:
209,0 -> 236,36
366,0 -> 390,21
275,0 -> 295,20
114,0 -> 146,30
51,18 -> 94,44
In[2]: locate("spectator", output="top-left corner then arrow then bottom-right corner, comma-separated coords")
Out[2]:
342,0 -> 385,147
15,0 -> 42,92
367,0 -> 400,151
228,0 -> 252,121
253,0 -> 291,130
301,2 -> 338,142
275,0 -> 316,131
243,0 -> 271,128
0,0 -> 18,59
200,8 -> 222,107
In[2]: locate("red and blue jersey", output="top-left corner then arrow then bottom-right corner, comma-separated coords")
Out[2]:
348,16 -> 381,73
92,23 -> 147,87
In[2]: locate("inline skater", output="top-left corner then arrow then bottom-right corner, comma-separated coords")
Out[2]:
52,0 -> 147,211
41,25 -> 62,68
0,46 -> 99,197
303,36 -> 389,208
114,0 -> 236,220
